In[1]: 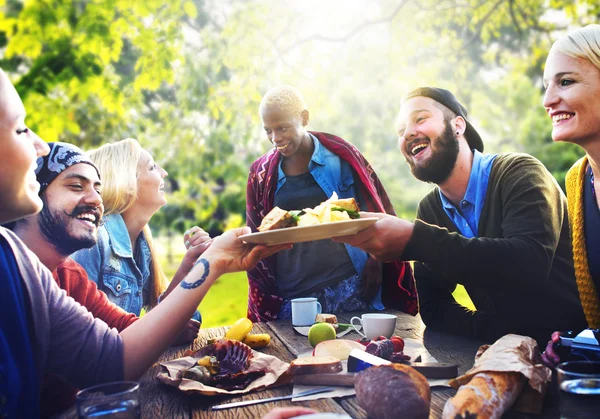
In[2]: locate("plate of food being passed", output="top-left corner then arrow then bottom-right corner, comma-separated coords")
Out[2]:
240,193 -> 378,246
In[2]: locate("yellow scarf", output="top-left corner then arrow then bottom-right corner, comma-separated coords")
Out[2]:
566,156 -> 600,328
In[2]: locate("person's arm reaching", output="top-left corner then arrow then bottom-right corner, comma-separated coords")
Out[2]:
119,227 -> 290,380
337,156 -> 567,289
160,226 -> 212,299
42,227 -> 289,387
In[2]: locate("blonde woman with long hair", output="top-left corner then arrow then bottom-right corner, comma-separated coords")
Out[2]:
541,24 -> 600,366
72,139 -> 210,331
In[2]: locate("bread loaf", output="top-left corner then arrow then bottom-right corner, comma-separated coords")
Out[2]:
442,371 -> 525,419
289,356 -> 343,375
355,364 -> 430,419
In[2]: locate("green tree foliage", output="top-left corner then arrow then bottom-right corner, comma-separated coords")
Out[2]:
1,0 -> 596,235
0,0 -> 194,144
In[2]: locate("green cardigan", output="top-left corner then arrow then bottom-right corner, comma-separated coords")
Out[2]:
404,153 -> 586,344
565,156 -> 600,328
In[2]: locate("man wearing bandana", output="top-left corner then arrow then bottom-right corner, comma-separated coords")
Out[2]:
9,142 -> 197,417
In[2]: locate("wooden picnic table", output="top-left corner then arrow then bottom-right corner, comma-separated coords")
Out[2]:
133,310 -> 562,419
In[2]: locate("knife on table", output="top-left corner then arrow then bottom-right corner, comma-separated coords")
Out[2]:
211,387 -> 335,410
293,362 -> 458,387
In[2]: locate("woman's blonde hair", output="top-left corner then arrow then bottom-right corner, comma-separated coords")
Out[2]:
552,24 -> 600,70
88,138 -> 165,307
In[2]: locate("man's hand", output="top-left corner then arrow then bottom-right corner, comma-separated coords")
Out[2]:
171,319 -> 201,346
334,212 -> 414,262
360,257 -> 381,301
262,407 -> 319,419
203,227 -> 292,274
541,331 -> 562,368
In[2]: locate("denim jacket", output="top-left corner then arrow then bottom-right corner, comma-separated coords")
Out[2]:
276,134 -> 369,279
72,215 -> 202,320
71,214 -> 151,316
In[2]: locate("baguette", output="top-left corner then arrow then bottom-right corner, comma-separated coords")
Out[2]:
289,356 -> 343,375
442,371 -> 525,419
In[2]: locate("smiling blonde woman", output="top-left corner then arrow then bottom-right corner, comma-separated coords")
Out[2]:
72,139 -> 210,323
543,24 -> 600,328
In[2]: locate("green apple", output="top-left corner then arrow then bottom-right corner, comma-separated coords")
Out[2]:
308,323 -> 337,347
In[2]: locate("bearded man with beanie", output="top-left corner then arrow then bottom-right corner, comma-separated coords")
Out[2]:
9,142 -> 198,417
336,87 -> 586,345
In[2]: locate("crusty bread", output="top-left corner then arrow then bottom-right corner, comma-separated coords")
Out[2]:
289,356 -> 343,375
330,197 -> 359,212
442,371 -> 525,419
355,364 -> 430,419
258,207 -> 295,232
315,313 -> 338,324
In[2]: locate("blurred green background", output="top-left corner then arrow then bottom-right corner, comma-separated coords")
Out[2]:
2,0 -> 595,326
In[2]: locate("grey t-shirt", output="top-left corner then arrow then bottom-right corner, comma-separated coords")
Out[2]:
274,172 -> 356,298
1,227 -> 124,389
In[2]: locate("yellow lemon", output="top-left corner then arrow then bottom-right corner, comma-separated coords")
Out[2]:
308,323 -> 336,348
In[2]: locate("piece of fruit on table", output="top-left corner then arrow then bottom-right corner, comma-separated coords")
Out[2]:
224,317 -> 253,341
308,323 -> 337,347
243,333 -> 271,349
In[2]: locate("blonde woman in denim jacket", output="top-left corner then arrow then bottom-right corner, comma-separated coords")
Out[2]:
72,139 -> 208,325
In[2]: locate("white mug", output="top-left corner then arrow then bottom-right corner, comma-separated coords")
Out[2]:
350,313 -> 397,339
291,297 -> 322,326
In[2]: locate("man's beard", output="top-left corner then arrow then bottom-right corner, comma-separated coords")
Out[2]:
38,196 -> 99,256
406,120 -> 460,184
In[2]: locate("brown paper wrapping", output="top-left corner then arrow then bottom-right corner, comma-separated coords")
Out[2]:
156,350 -> 291,396
449,334 -> 552,414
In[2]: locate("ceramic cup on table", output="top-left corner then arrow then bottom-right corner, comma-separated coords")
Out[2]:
76,381 -> 140,419
350,313 -> 397,339
291,297 -> 322,326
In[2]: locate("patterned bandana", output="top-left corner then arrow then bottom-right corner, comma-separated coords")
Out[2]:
35,142 -> 100,193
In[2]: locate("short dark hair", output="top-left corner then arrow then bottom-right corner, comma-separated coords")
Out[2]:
403,87 -> 484,152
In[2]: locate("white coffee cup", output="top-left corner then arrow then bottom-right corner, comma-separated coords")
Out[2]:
350,313 -> 397,339
291,297 -> 322,326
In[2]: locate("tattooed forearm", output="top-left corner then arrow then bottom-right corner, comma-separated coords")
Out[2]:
180,258 -> 210,289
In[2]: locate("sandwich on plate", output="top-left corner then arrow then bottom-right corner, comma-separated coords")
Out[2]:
258,192 -> 360,232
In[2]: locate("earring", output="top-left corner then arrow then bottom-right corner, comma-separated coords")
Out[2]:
456,131 -> 460,135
